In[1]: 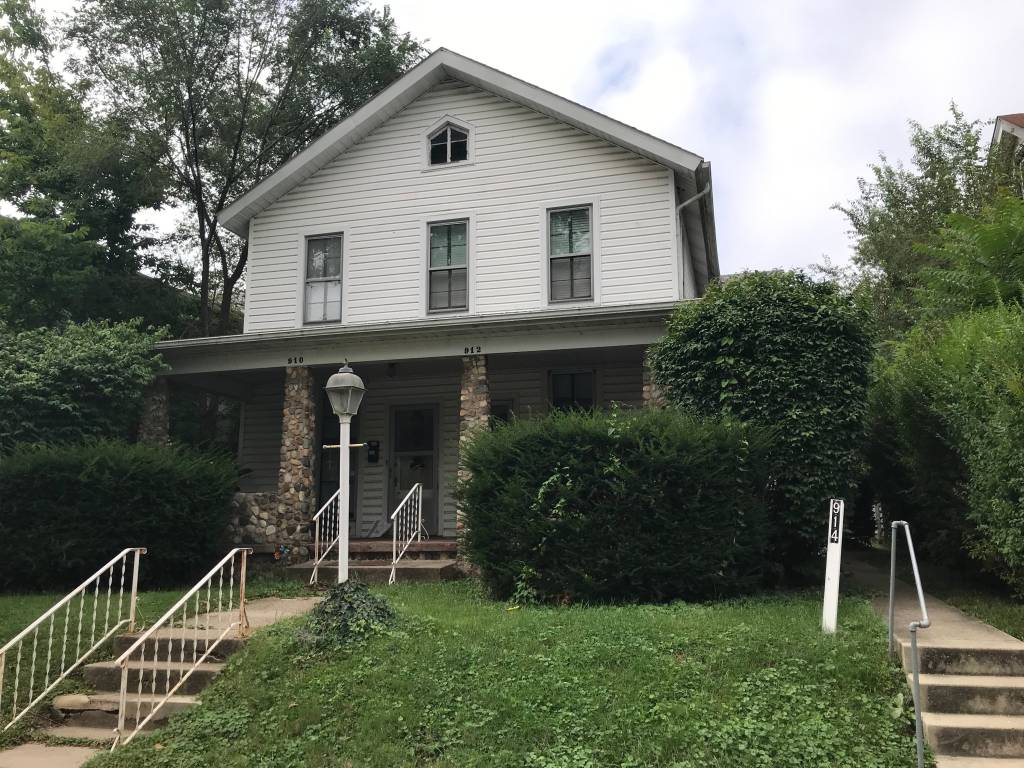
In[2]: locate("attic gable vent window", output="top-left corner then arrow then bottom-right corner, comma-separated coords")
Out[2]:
429,124 -> 469,165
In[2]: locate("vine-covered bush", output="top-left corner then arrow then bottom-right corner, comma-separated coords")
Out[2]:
0,320 -> 165,451
649,271 -> 873,576
871,307 -> 1024,592
0,440 -> 238,589
459,408 -> 772,603
299,581 -> 396,649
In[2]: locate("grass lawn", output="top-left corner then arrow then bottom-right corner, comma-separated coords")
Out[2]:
88,582 -> 921,768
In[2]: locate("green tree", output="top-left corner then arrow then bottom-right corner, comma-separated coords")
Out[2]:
835,105 -> 1019,337
649,271 -> 874,578
0,320 -> 166,451
66,0 -> 423,335
0,0 -> 195,331
915,194 -> 1024,317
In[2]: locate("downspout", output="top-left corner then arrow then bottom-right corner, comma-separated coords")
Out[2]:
676,178 -> 711,298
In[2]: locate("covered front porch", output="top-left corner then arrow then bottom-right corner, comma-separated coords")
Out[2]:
141,306 -> 671,562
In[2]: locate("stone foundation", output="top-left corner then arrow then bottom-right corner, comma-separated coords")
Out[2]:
229,492 -> 312,562
137,378 -> 170,443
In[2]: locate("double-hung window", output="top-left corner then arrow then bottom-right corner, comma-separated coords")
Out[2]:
548,206 -> 592,301
304,235 -> 342,323
428,221 -> 468,312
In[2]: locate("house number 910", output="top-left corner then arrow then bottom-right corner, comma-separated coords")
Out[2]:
287,356 -> 304,365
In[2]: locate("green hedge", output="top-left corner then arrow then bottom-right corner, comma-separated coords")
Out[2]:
870,307 -> 1024,591
459,408 -> 772,603
649,271 -> 873,577
0,440 -> 238,590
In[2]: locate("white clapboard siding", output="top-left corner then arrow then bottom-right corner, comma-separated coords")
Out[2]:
238,371 -> 284,493
245,79 -> 677,332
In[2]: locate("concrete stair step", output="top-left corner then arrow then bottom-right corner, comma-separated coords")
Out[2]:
937,757 -> 1024,767
916,674 -> 1024,715
83,660 -> 225,695
907,645 -> 1024,677
53,692 -> 198,728
112,630 -> 244,661
289,558 -> 460,584
41,724 -> 116,745
925,712 -> 1024,757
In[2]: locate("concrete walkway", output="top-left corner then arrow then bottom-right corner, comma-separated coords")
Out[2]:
0,596 -> 320,768
847,554 -> 1024,767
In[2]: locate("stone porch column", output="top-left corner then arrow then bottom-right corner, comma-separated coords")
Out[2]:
137,377 -> 170,443
276,366 -> 318,556
457,354 -> 490,535
642,352 -> 666,408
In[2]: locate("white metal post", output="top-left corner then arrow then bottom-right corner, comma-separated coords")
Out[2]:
338,414 -> 352,584
822,498 -> 845,633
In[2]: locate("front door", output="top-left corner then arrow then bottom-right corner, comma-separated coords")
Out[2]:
389,406 -> 438,536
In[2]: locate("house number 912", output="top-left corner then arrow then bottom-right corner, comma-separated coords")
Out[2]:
463,345 -> 482,354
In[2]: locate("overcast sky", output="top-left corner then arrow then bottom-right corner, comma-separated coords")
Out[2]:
375,0 -> 1021,274
24,0 -> 1023,275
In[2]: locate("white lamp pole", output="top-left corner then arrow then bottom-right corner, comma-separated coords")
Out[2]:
324,364 -> 365,585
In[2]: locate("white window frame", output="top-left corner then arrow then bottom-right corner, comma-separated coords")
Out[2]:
419,212 -> 475,317
295,224 -> 347,327
541,199 -> 601,306
426,218 -> 470,314
422,115 -> 476,171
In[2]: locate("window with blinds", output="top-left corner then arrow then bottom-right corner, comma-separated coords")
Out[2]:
304,235 -> 342,323
428,221 -> 468,312
548,206 -> 592,301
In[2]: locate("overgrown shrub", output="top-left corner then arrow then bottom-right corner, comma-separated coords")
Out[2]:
0,320 -> 165,451
300,581 -> 396,648
649,271 -> 873,576
871,306 -> 1024,591
0,440 -> 238,589
459,408 -> 772,603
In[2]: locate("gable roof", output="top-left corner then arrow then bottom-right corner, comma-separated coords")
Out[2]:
219,48 -> 707,237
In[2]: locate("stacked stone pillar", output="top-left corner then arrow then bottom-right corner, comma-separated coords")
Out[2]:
641,351 -> 666,408
137,377 -> 170,443
275,365 -> 318,558
457,354 -> 490,535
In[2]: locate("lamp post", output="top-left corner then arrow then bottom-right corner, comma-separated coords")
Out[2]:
324,363 -> 365,584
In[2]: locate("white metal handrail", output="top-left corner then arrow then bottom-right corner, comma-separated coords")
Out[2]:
0,548 -> 145,731
112,548 -> 250,748
390,483 -> 424,585
888,520 -> 931,768
309,489 -> 342,585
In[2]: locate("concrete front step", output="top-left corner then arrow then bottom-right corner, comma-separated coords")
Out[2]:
937,757 -> 1024,767
289,558 -> 460,584
349,538 -> 457,562
916,674 -> 1024,715
926,713 -> 1024,758
906,645 -> 1024,677
83,660 -> 225,695
53,692 -> 198,728
112,631 -> 245,662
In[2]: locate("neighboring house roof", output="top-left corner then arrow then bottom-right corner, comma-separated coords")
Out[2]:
992,113 -> 1024,148
999,114 -> 1024,129
217,48 -> 717,282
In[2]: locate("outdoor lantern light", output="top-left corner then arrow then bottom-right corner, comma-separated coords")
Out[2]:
324,363 -> 365,584
325,364 -> 365,417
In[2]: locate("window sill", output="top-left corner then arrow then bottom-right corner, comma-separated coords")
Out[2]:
421,160 -> 476,173
547,297 -> 595,306
427,308 -> 470,316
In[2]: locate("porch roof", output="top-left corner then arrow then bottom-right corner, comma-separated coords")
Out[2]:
157,302 -> 682,376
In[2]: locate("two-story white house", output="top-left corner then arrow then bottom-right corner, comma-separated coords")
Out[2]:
146,49 -> 719,562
